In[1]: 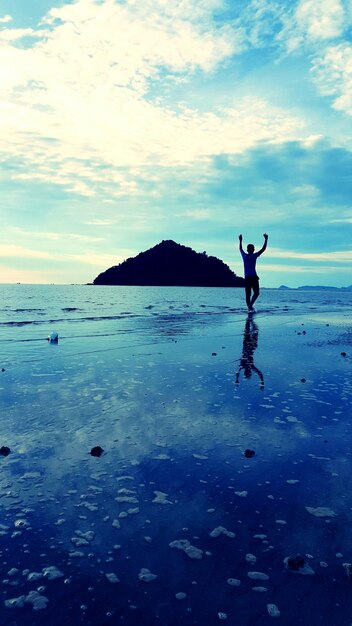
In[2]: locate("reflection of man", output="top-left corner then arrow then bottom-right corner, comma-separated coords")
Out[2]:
235,315 -> 264,388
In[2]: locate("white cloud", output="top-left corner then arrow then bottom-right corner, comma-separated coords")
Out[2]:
184,209 -> 212,220
311,43 -> 352,115
0,15 -> 12,23
0,264 -> 53,284
0,244 -> 52,259
295,0 -> 345,41
83,219 -> 115,226
0,0 -> 304,198
67,252 -> 122,266
328,217 -> 352,223
8,228 -> 104,243
268,247 -> 352,262
260,263 -> 339,273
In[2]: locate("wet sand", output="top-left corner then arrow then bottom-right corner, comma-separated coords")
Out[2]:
0,310 -> 351,625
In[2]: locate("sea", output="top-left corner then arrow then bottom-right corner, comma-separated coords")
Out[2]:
0,284 -> 351,626
1,283 -> 351,342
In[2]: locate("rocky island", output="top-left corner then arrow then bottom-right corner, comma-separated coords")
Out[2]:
93,240 -> 244,287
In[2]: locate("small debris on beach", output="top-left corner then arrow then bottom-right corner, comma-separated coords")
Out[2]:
42,566 -> 64,580
152,490 -> 173,504
138,568 -> 158,582
267,603 -> 281,617
209,526 -> 236,538
105,572 -> 120,584
285,555 -> 305,571
90,446 -> 104,457
47,331 -> 58,343
247,572 -> 269,581
235,490 -> 248,497
169,539 -> 203,559
284,556 -> 315,575
305,506 -> 337,518
227,578 -> 241,586
245,554 -> 257,563
343,563 -> 352,578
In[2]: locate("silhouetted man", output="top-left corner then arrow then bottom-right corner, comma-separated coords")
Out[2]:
239,233 -> 268,311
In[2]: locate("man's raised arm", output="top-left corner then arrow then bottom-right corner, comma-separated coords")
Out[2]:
239,234 -> 243,253
257,233 -> 268,256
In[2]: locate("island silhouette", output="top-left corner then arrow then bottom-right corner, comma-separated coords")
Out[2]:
93,240 -> 244,287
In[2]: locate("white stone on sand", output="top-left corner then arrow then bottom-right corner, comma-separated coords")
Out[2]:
305,506 -> 337,518
42,566 -> 64,580
247,572 -> 270,581
209,526 -> 236,539
175,592 -> 187,600
138,568 -> 158,582
227,578 -> 241,586
169,539 -> 203,560
267,603 -> 280,617
105,573 -> 120,583
245,554 -> 257,563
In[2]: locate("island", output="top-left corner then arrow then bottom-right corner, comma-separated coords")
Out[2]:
93,240 -> 244,287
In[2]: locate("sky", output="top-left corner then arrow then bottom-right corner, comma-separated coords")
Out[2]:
0,0 -> 351,287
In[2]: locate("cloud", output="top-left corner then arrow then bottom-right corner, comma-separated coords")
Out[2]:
0,0 -> 305,199
268,247 -> 352,262
295,0 -> 346,41
260,263 -> 340,273
82,219 -> 115,226
0,244 -> 52,259
328,217 -> 352,223
67,252 -> 122,266
0,15 -> 12,23
311,43 -> 352,115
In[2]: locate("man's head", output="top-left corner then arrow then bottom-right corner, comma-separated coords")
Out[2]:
247,244 -> 255,254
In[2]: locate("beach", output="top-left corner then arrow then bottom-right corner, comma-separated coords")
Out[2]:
0,284 -> 351,625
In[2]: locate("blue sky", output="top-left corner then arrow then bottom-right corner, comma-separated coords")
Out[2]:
0,0 -> 351,286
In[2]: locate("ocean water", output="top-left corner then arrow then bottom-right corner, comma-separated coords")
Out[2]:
0,284 -> 351,625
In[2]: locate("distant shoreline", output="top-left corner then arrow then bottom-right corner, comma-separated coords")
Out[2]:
1,283 -> 351,291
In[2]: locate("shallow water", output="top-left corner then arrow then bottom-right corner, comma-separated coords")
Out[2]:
0,286 -> 351,624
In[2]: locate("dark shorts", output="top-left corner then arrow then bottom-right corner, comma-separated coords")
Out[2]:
245,276 -> 259,290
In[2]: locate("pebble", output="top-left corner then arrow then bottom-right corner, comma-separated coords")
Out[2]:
227,578 -> 241,586
105,573 -> 119,584
169,539 -> 203,560
267,603 -> 280,617
247,572 -> 269,581
90,446 -> 104,457
138,568 -> 158,582
245,554 -> 257,563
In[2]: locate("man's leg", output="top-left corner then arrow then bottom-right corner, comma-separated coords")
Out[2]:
245,281 -> 252,309
250,279 -> 260,308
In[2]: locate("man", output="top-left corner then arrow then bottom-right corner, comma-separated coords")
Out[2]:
239,233 -> 268,311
